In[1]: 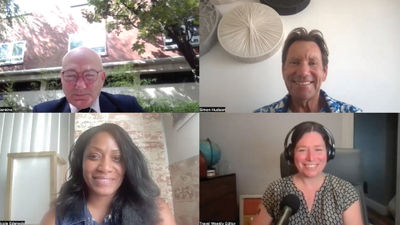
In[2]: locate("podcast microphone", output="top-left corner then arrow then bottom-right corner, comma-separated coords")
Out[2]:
275,194 -> 300,225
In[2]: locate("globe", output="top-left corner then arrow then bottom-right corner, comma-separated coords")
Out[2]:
200,138 -> 221,168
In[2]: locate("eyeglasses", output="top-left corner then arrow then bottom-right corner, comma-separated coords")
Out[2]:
61,70 -> 102,83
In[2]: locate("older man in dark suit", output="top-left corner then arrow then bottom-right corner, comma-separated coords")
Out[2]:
33,47 -> 144,112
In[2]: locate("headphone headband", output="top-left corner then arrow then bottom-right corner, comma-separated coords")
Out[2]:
284,121 -> 335,163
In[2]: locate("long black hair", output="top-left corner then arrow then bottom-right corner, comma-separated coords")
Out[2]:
56,123 -> 161,225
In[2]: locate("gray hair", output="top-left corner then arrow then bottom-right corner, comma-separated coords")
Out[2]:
282,27 -> 329,67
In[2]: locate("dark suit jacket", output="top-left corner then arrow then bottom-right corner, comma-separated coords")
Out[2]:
33,91 -> 145,112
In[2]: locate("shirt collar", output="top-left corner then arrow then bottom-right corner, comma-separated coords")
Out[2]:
286,90 -> 331,112
319,89 -> 332,112
69,96 -> 101,113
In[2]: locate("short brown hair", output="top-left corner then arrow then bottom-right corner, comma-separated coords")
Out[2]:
282,27 -> 329,67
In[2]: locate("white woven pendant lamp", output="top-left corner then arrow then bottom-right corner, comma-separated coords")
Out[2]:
200,0 -> 222,56
217,2 -> 283,63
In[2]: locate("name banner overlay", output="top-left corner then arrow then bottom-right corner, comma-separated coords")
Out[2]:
0,221 -> 25,225
199,222 -> 236,225
199,107 -> 226,112
0,107 -> 13,112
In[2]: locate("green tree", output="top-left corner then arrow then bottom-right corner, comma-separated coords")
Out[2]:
82,0 -> 199,77
0,0 -> 22,40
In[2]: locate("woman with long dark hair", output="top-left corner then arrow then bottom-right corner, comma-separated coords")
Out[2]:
40,123 -> 176,225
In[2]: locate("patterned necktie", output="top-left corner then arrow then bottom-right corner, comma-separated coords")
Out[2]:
78,108 -> 95,112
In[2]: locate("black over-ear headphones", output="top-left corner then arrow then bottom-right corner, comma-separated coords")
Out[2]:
284,121 -> 335,164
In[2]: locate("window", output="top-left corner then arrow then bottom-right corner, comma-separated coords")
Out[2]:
68,26 -> 107,56
68,32 -> 107,56
67,3 -> 107,56
0,41 -> 26,66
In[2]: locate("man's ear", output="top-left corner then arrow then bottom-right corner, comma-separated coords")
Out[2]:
322,65 -> 328,81
60,71 -> 65,84
282,64 -> 285,77
101,71 -> 106,82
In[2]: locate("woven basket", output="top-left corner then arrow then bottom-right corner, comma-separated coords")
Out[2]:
200,0 -> 222,56
218,2 -> 284,63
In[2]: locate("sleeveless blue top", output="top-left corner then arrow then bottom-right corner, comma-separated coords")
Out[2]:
56,199 -> 116,225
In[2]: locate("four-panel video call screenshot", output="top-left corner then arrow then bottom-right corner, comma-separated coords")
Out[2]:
0,0 -> 399,225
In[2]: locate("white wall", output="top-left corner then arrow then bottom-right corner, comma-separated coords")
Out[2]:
162,114 -> 199,163
200,0 -> 400,112
200,113 -> 354,196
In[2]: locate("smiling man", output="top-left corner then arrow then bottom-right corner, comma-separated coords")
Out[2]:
33,47 -> 145,112
254,27 -> 361,113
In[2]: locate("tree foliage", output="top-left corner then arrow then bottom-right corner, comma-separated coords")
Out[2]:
0,0 -> 22,40
82,0 -> 199,76
1,81 -> 32,111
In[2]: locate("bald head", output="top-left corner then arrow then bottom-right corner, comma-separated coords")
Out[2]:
62,47 -> 103,71
61,46 -> 106,110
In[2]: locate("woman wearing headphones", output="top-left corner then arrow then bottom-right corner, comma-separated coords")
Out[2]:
252,121 -> 363,225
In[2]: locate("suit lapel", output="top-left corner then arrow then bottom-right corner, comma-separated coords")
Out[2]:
55,97 -> 71,112
62,102 -> 71,112
99,92 -> 118,112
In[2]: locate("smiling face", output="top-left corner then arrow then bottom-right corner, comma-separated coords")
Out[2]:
61,47 -> 105,110
293,131 -> 327,178
282,41 -> 327,104
82,131 -> 125,198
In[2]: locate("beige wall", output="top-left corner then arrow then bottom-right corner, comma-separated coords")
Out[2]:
169,156 -> 199,225
162,114 -> 199,225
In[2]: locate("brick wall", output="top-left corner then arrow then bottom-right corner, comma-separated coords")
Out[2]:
169,155 -> 199,225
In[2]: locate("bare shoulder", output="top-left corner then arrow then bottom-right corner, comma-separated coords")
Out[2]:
40,207 -> 56,225
157,199 -> 177,225
251,203 -> 273,225
343,200 -> 363,225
